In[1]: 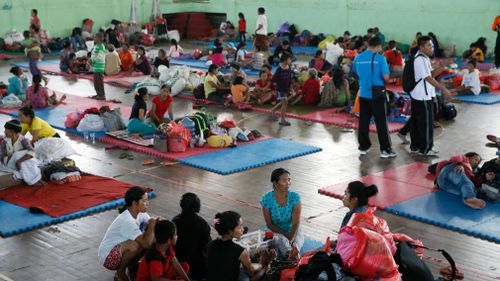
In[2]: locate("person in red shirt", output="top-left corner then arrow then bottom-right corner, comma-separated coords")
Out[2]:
30,9 -> 41,30
238,12 -> 246,43
290,69 -> 320,105
493,15 -> 500,68
249,71 -> 274,105
136,220 -> 190,281
383,40 -> 403,78
148,85 -> 174,126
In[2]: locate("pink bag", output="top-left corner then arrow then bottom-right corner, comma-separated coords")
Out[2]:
337,226 -> 401,281
65,111 -> 82,128
167,121 -> 191,152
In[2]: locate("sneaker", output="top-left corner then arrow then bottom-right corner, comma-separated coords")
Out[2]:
410,148 -> 419,154
380,150 -> 397,158
429,148 -> 440,154
359,149 -> 369,156
420,150 -> 440,157
397,133 -> 409,144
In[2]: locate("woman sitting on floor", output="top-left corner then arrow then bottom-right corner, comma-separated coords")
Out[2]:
0,119 -> 42,186
129,46 -> 152,75
341,181 -> 378,228
249,71 -> 274,105
204,64 -> 230,104
118,43 -> 134,72
152,48 -> 170,78
7,66 -> 29,102
98,187 -> 157,281
436,152 -> 486,209
172,193 -> 212,280
26,74 -> 66,109
318,67 -> 351,108
59,41 -> 73,73
261,168 -> 303,260
289,68 -> 320,106
128,88 -> 156,137
211,41 -> 227,67
147,85 -> 174,126
19,106 -> 59,145
450,60 -> 481,96
309,50 -> 332,77
206,211 -> 270,281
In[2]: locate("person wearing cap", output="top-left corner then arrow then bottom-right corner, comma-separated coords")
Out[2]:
0,119 -> 42,186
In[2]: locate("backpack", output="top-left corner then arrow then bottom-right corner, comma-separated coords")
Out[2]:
294,251 -> 341,281
394,242 -> 434,281
402,53 -> 424,93
189,112 -> 210,139
441,104 -> 457,120
193,83 -> 205,99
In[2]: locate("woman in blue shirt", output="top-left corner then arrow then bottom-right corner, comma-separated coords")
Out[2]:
260,168 -> 303,260
340,181 -> 378,228
7,66 -> 29,101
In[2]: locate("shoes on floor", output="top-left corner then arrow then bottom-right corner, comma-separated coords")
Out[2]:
380,150 -> 397,158
359,149 -> 369,156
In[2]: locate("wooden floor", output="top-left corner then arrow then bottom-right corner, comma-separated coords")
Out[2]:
0,42 -> 499,281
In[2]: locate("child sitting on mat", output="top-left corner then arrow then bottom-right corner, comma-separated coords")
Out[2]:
249,71 -> 274,105
230,76 -> 249,104
0,119 -> 42,186
206,211 -> 271,281
7,66 -> 29,102
234,42 -> 253,67
450,60 -> 481,96
135,220 -> 190,281
128,88 -> 156,137
98,187 -> 157,281
289,68 -> 320,106
341,181 -> 378,228
25,74 -> 66,109
211,41 -> 227,67
435,152 -> 486,209
167,38 -> 184,59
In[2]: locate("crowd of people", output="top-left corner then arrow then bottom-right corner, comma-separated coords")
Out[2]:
1,6 -> 499,281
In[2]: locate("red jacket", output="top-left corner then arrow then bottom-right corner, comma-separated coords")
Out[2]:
436,155 -> 483,186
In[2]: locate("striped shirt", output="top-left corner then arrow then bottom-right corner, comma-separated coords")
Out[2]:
91,44 -> 107,73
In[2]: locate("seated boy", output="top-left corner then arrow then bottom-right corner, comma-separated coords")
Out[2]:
435,152 -> 486,209
136,220 -> 190,281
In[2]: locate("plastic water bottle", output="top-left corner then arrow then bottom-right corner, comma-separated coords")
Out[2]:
83,131 -> 89,142
90,132 -> 96,144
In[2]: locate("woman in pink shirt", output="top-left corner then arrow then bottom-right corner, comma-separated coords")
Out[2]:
26,75 -> 66,109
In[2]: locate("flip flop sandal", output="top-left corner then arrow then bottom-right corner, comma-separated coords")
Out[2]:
119,152 -> 128,159
107,99 -> 122,104
160,161 -> 177,166
127,154 -> 134,160
279,121 -> 291,126
142,159 -> 155,165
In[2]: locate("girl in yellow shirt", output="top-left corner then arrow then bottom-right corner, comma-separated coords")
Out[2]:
19,106 -> 59,144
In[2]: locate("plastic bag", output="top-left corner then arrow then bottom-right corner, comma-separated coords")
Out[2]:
207,135 -> 232,148
76,113 -> 104,132
166,121 -> 191,146
101,108 -> 126,131
136,78 -> 162,96
158,65 -> 170,82
0,94 -> 23,108
65,111 -> 83,128
218,119 -> 237,129
337,226 -> 400,280
347,208 -> 396,255
34,138 -> 76,162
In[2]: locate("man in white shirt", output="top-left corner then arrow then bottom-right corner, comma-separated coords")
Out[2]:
409,36 -> 452,157
325,41 -> 344,66
451,60 -> 481,96
98,187 -> 157,281
254,7 -> 269,54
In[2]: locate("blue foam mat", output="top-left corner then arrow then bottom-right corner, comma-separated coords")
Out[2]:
454,93 -> 500,105
197,40 -> 318,55
169,59 -> 277,76
178,138 -> 322,175
6,107 -> 107,138
0,192 -> 157,237
385,190 -> 500,242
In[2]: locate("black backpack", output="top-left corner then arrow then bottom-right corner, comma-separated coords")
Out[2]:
402,53 -> 424,93
394,242 -> 457,281
441,104 -> 457,120
294,252 -> 341,281
193,84 -> 205,99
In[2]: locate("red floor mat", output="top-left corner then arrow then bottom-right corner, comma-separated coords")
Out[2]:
37,63 -> 146,88
318,163 -> 436,209
0,174 -> 147,217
